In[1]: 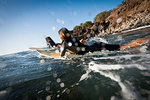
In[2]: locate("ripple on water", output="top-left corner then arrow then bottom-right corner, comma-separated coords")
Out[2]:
0,63 -> 7,69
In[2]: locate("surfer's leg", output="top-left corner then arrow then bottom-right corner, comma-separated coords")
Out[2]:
120,37 -> 150,50
88,43 -> 102,52
104,44 -> 120,51
88,42 -> 120,52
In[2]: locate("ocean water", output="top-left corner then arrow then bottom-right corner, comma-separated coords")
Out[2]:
0,29 -> 150,100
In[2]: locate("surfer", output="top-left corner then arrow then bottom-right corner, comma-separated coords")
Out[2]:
58,27 -> 150,57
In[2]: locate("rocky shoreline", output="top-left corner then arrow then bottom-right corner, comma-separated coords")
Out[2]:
104,10 -> 150,36
121,25 -> 150,34
69,0 -> 150,39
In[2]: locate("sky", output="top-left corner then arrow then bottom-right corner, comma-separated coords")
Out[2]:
0,0 -> 122,55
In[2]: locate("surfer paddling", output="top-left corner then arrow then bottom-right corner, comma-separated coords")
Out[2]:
58,27 -> 150,57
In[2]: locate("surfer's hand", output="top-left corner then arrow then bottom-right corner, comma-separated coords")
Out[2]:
57,44 -> 61,48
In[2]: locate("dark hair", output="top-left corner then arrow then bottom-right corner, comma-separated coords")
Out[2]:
58,28 -> 69,35
58,27 -> 71,40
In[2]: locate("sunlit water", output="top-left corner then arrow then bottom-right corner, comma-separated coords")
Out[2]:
0,29 -> 150,100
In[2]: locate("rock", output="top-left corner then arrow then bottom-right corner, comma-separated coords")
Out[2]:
134,19 -> 141,26
110,27 -> 115,33
142,18 -> 146,24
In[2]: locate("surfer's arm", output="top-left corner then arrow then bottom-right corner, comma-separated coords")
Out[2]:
60,41 -> 67,57
80,33 -> 87,43
60,47 -> 66,57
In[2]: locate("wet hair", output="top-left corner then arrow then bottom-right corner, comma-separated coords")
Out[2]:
58,27 -> 71,40
58,28 -> 69,35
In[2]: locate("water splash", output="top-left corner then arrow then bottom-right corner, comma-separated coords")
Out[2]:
60,83 -> 65,88
89,61 -> 146,71
88,61 -> 142,100
85,37 -> 108,46
79,69 -> 91,82
40,59 -> 45,64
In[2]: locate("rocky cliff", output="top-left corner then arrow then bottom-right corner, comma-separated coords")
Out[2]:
104,0 -> 150,35
71,0 -> 150,38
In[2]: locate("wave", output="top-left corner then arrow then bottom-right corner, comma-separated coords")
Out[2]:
89,61 -> 147,71
79,61 -> 145,100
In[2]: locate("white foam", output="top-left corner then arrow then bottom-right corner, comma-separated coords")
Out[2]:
139,46 -> 148,53
86,37 -> 108,46
40,59 -> 45,64
0,90 -> 7,95
93,53 -> 150,64
62,88 -> 67,93
93,54 -> 137,60
92,37 -> 108,43
89,61 -> 147,71
141,72 -> 150,77
111,96 -> 120,100
77,60 -> 146,100
119,81 -> 141,100
79,69 -> 91,82
88,64 -> 141,100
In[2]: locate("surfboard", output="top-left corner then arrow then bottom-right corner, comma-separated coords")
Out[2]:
35,49 -> 79,58
29,48 -> 59,58
36,49 -> 60,58
29,47 -> 54,51
30,47 -> 100,58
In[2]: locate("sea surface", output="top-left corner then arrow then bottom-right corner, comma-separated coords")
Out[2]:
0,28 -> 150,100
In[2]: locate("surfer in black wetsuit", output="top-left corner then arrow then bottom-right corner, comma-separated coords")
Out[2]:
58,28 -> 121,57
58,27 -> 150,57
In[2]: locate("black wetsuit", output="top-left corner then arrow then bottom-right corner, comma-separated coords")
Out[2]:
60,38 -> 120,56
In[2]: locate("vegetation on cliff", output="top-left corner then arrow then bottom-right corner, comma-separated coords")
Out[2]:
73,21 -> 93,37
94,11 -> 111,23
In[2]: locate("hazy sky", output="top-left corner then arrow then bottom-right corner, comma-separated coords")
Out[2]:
0,0 -> 122,55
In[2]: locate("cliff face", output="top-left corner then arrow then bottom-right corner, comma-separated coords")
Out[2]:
71,0 -> 150,38
104,0 -> 150,35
